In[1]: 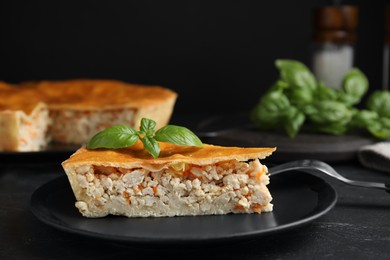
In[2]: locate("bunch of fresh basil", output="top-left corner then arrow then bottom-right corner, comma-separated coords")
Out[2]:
250,59 -> 390,139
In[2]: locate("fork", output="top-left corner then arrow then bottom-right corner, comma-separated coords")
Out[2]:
269,160 -> 390,193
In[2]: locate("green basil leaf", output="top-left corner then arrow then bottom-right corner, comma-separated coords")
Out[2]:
250,89 -> 291,129
315,81 -> 338,101
307,100 -> 352,125
87,125 -> 139,149
287,88 -> 314,108
140,118 -> 156,136
350,109 -> 379,129
275,59 -> 317,92
250,104 -> 276,129
155,125 -> 203,147
337,92 -> 358,107
275,60 -> 317,108
366,90 -> 390,118
268,80 -> 289,92
367,117 -> 390,139
142,136 -> 160,158
283,107 -> 305,138
340,68 -> 368,106
302,104 -> 317,117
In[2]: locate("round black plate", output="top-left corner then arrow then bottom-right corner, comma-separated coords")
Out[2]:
195,114 -> 376,163
30,172 -> 337,246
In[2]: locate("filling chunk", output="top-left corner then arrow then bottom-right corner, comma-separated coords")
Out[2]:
18,106 -> 51,151
49,108 -> 136,144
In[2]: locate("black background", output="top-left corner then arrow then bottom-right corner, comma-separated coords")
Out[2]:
0,0 -> 387,114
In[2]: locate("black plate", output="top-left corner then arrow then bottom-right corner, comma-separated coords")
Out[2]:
195,114 -> 376,163
30,172 -> 337,246
0,143 -> 79,164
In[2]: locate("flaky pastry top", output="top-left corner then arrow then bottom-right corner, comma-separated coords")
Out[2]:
62,141 -> 276,171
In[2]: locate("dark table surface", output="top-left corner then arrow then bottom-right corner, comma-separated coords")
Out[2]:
1,114 -> 390,259
1,157 -> 390,259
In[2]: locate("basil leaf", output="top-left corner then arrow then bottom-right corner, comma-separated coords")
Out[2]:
350,109 -> 379,129
140,118 -> 156,136
275,60 -> 317,109
306,100 -> 352,125
251,88 -> 291,129
339,68 -> 368,106
87,125 -> 139,149
366,90 -> 390,118
268,80 -> 289,92
315,81 -> 338,101
142,135 -> 160,158
275,59 -> 317,92
287,88 -> 314,108
155,125 -> 203,147
367,117 -> 390,139
283,107 -> 305,138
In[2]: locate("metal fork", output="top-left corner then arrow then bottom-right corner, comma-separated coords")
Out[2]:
269,160 -> 390,193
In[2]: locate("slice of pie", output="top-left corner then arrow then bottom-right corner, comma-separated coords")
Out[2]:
0,80 -> 177,151
62,142 -> 276,218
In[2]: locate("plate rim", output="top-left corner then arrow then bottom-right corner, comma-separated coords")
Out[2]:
194,114 -> 376,163
30,172 -> 338,245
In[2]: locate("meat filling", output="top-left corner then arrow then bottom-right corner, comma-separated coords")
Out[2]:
73,159 -> 273,218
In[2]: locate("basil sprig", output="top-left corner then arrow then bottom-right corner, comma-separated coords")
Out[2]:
251,59 -> 390,139
86,118 -> 203,158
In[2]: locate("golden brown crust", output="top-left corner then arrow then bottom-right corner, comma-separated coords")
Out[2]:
0,83 -> 45,114
62,141 -> 276,171
0,79 -> 177,113
32,79 -> 177,110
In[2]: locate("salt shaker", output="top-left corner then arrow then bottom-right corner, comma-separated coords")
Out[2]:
311,5 -> 358,89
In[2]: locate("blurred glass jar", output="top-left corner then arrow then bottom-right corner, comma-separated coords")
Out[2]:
311,5 -> 358,89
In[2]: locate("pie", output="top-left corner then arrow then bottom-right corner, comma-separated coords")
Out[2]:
0,80 -> 177,151
61,141 -> 276,218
